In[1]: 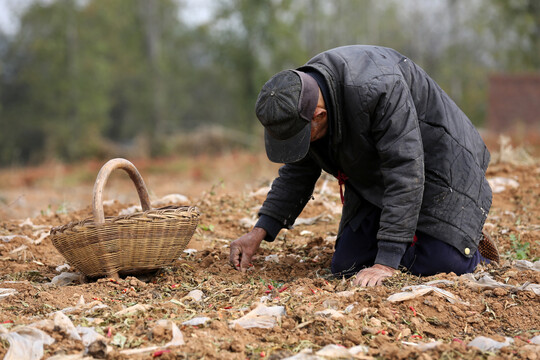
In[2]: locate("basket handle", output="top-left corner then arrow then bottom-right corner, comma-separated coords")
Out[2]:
92,158 -> 151,224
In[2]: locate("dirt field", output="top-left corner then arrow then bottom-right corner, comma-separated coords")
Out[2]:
0,136 -> 539,359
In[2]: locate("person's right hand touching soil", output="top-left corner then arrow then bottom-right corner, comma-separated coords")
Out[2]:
229,227 -> 265,272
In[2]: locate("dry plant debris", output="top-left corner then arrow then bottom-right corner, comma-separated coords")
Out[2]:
0,150 -> 538,359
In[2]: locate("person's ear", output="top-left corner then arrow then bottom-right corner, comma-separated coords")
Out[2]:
313,107 -> 327,121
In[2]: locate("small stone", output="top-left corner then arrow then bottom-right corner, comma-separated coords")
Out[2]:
519,345 -> 539,360
87,340 -> 107,359
281,318 -> 295,330
504,270 -> 518,278
359,307 -> 377,316
362,326 -> 378,335
315,309 -> 344,319
186,289 -> 204,302
410,317 -> 423,328
230,339 -> 244,352
401,328 -> 412,337
322,299 -> 339,310
493,288 -> 508,296
369,317 -> 382,327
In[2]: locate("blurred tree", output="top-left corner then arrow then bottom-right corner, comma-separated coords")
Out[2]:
374,0 -> 492,125
0,30 -> 5,114
1,0 -> 537,166
304,0 -> 380,52
489,0 -> 540,70
0,0 -> 188,164
0,0 -> 82,164
209,0 -> 308,132
80,0 -> 183,155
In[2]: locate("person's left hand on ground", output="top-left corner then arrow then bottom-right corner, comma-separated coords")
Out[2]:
353,264 -> 398,287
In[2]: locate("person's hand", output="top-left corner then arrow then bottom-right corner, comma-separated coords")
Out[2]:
229,227 -> 266,272
353,264 -> 398,287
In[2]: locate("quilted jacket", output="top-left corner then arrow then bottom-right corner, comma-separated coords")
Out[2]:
258,45 -> 492,266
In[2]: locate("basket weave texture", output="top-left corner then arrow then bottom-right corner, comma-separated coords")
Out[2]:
49,158 -> 200,278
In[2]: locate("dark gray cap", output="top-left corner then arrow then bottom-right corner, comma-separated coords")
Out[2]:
255,69 -> 319,163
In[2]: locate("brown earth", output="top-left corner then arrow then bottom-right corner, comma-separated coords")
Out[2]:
0,138 -> 539,359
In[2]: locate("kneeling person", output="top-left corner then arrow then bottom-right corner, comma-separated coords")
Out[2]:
229,45 -> 497,286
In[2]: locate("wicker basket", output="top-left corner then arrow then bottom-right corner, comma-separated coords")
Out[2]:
50,158 -> 200,279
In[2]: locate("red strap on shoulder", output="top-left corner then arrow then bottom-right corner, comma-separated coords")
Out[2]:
336,171 -> 349,205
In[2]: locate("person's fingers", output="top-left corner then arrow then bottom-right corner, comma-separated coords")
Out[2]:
357,271 -> 378,287
361,273 -> 371,287
375,272 -> 392,286
229,243 -> 243,269
355,269 -> 368,286
370,274 -> 383,287
229,245 -> 236,265
353,270 -> 364,286
239,250 -> 252,273
353,267 -> 397,287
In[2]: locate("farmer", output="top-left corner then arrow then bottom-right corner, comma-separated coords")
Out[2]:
229,45 -> 498,287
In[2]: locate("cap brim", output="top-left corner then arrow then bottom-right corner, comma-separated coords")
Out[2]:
264,122 -> 311,163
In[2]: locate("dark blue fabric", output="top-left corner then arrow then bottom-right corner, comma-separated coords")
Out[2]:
331,207 -> 487,278
255,214 -> 284,242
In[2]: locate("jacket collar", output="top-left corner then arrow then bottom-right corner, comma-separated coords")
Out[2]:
297,64 -> 342,149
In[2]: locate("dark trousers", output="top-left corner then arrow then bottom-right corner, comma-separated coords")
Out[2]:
331,207 -> 486,277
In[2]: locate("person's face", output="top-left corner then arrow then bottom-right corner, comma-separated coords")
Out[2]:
310,89 -> 328,142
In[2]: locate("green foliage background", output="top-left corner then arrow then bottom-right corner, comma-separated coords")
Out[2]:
0,0 -> 539,166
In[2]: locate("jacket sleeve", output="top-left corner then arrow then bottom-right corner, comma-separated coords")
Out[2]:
257,155 -> 322,240
365,74 -> 425,263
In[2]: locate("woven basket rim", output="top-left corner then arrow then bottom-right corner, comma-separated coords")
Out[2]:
50,205 -> 200,235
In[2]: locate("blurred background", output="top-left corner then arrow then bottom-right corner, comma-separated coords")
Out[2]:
0,0 -> 539,167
